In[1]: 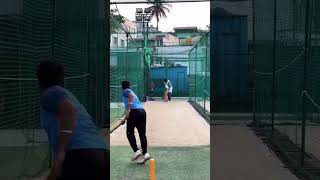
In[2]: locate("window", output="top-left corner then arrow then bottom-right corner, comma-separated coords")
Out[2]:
113,37 -> 118,47
121,40 -> 125,47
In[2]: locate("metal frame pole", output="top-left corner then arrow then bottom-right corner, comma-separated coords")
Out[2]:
146,21 -> 149,97
110,0 -> 210,4
188,52 -> 191,101
252,0 -> 257,123
142,13 -> 147,97
204,33 -> 208,115
49,0 -> 56,168
301,0 -> 311,167
195,46 -> 198,103
271,0 -> 277,132
126,33 -> 129,80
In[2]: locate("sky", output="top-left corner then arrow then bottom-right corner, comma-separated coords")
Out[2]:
112,2 -> 210,32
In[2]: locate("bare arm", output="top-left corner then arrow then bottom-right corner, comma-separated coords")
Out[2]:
124,93 -> 134,120
56,99 -> 76,153
47,99 -> 76,179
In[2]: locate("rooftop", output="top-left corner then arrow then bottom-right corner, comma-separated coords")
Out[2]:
174,26 -> 198,31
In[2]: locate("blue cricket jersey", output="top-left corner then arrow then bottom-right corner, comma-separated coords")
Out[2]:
122,88 -> 143,110
40,86 -> 107,153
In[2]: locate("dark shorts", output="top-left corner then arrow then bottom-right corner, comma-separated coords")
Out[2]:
57,149 -> 109,180
126,108 -> 148,154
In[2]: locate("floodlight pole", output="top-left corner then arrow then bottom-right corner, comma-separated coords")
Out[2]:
136,8 -> 151,98
146,22 -> 149,48
146,21 -> 150,97
142,15 -> 148,97
142,15 -> 146,48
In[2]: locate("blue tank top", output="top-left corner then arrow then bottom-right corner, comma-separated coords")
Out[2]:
122,88 -> 143,110
40,86 -> 107,153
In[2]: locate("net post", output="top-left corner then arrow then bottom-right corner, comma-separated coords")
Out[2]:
195,46 -> 198,103
48,0 -> 56,168
252,0 -> 256,123
204,34 -> 208,115
188,52 -> 191,102
210,23 -> 214,123
301,0 -> 311,167
271,0 -> 277,133
126,32 -> 129,80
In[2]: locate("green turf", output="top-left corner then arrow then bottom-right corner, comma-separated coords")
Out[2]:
111,146 -> 210,180
111,107 -> 125,123
0,144 -> 49,180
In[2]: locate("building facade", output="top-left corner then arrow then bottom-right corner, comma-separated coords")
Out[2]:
110,17 -> 137,48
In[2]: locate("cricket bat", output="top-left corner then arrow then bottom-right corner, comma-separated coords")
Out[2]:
110,118 -> 125,133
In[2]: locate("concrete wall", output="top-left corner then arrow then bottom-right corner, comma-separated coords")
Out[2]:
163,34 -> 180,46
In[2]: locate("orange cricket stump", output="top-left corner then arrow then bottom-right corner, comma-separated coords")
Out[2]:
150,158 -> 155,180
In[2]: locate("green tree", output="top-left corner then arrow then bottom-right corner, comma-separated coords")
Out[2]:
110,9 -> 124,34
147,0 -> 172,31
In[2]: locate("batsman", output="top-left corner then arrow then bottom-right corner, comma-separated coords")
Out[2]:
120,80 -> 151,164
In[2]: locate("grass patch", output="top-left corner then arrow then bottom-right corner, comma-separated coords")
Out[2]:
111,146 -> 210,180
111,107 -> 125,123
0,144 -> 49,180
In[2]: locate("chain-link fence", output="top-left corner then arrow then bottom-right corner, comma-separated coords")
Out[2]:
109,6 -> 146,124
0,0 -> 107,179
212,0 -> 320,177
110,48 -> 145,123
189,32 -> 210,117
252,0 -> 320,177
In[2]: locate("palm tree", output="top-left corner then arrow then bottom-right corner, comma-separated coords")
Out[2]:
147,0 -> 172,31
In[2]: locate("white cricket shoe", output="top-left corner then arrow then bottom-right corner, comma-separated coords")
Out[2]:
137,153 -> 151,164
131,150 -> 142,161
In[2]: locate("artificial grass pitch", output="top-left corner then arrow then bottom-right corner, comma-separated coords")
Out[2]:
0,145 -> 49,180
111,146 -> 210,180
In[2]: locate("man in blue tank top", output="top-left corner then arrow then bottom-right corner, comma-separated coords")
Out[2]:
121,80 -> 150,164
37,61 -> 108,180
